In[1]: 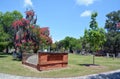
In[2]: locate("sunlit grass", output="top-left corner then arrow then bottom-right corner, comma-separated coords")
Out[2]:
0,53 -> 120,78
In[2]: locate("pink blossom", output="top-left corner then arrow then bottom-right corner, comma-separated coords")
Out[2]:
16,35 -> 19,40
26,10 -> 34,16
21,40 -> 26,43
117,22 -> 120,28
31,26 -> 34,28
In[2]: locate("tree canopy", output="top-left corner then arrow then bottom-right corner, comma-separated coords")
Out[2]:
104,10 -> 120,55
84,12 -> 106,52
51,36 -> 82,53
0,11 -> 23,51
0,25 -> 9,51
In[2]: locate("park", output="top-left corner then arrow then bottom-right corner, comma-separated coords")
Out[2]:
0,0 -> 120,79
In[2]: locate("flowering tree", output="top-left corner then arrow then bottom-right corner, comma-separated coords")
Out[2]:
40,27 -> 52,45
39,27 -> 52,51
12,9 -> 52,54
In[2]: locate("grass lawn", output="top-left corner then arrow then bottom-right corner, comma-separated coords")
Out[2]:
0,53 -> 120,78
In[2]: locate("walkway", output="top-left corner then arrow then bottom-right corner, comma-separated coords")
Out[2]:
0,70 -> 120,79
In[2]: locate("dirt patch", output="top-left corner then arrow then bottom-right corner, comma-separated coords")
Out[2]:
22,64 -> 70,73
22,65 -> 40,73
79,64 -> 106,69
88,65 -> 106,69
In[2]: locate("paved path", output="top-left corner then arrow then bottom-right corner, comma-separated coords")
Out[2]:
0,70 -> 120,79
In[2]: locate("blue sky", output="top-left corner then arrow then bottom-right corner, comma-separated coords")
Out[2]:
0,0 -> 119,42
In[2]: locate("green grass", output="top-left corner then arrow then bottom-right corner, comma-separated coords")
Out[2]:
0,53 -> 120,78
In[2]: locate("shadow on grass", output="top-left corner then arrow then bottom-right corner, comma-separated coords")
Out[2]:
0,52 -> 12,55
78,64 -> 99,67
0,55 -> 8,58
12,58 -> 22,61
0,53 -> 9,58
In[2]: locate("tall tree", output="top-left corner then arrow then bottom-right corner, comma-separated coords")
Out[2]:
2,11 -> 22,35
104,10 -> 120,55
0,11 -> 23,52
84,12 -> 106,64
0,25 -> 9,51
12,9 -> 52,55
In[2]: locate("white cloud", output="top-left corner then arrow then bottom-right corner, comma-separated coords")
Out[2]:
24,0 -> 33,7
80,10 -> 92,17
76,0 -> 96,6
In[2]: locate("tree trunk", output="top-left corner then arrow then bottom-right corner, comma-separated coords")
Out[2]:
5,46 -> 9,53
93,53 -> 95,65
